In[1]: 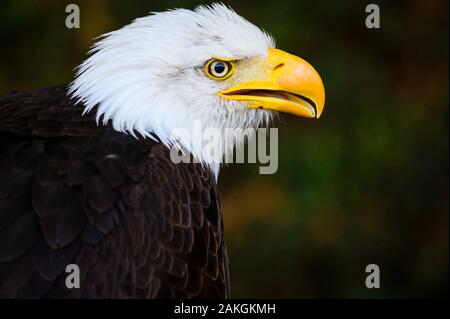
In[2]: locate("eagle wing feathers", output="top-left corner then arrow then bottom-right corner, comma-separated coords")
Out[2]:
0,86 -> 229,298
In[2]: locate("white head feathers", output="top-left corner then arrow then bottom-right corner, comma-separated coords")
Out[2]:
69,3 -> 276,177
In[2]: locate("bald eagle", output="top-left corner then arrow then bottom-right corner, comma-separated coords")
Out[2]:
0,4 -> 324,298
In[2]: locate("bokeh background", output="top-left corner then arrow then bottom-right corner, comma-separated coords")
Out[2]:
0,0 -> 448,298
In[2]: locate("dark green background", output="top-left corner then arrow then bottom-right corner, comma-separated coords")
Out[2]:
0,0 -> 448,297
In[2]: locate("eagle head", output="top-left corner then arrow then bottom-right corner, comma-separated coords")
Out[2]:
69,3 -> 325,176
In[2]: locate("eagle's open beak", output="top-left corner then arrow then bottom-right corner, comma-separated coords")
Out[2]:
218,48 -> 325,118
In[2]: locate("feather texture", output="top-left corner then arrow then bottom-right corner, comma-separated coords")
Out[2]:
0,86 -> 229,298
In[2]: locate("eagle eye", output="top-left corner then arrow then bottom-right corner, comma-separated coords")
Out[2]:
205,59 -> 235,80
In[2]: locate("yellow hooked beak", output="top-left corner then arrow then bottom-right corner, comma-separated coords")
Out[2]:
218,48 -> 325,118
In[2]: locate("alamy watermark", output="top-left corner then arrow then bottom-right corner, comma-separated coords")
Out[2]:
168,121 -> 279,174
65,264 -> 80,289
65,4 -> 80,29
365,264 -> 381,289
365,4 -> 380,29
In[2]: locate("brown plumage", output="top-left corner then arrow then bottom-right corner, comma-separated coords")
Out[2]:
0,85 -> 229,298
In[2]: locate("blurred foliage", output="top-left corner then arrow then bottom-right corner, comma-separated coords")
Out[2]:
0,0 -> 448,298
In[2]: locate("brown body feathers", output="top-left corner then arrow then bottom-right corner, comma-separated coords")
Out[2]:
0,86 -> 229,298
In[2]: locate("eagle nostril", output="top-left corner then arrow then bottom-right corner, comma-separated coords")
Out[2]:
273,63 -> 285,72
